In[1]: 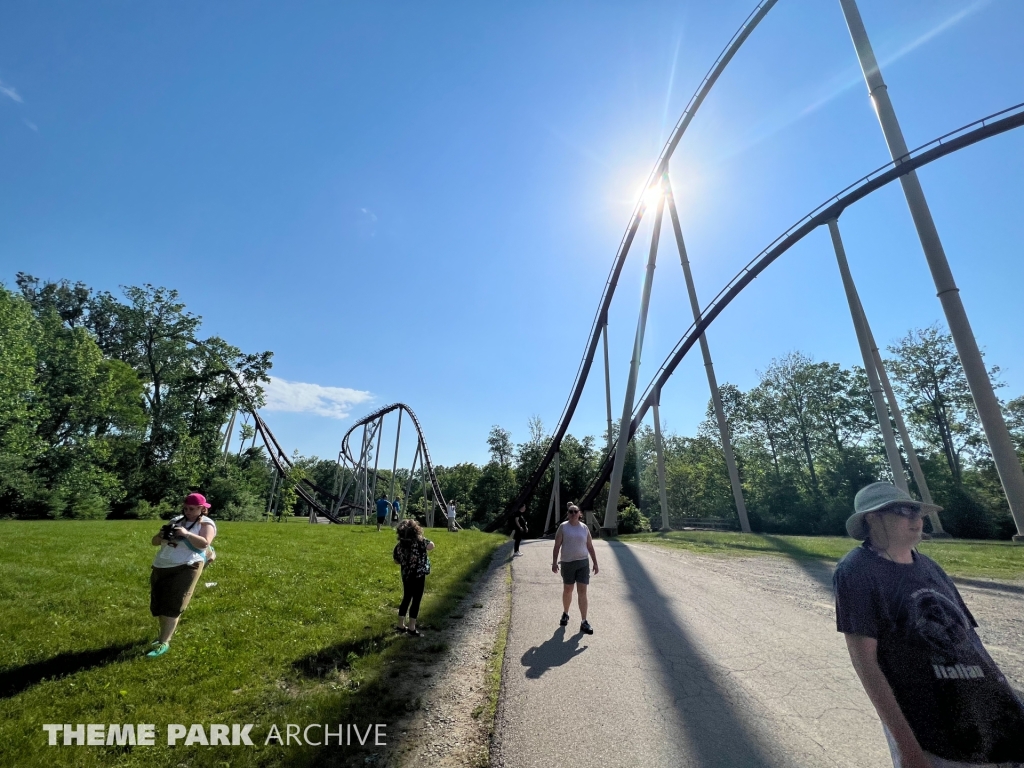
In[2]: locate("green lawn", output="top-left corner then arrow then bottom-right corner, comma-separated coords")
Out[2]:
620,530 -> 1024,580
0,519 -> 506,768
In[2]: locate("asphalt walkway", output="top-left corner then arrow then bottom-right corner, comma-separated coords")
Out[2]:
491,539 -> 894,768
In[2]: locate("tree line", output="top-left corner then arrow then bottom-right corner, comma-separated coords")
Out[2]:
0,274 -> 272,520
2,273 -> 1020,538
433,329 -> 1022,540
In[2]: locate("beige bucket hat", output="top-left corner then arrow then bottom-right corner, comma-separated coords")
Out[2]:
846,482 -> 943,540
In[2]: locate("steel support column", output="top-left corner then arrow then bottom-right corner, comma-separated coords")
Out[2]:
603,182 -> 666,532
266,467 -> 280,522
421,447 -> 432,528
221,409 -> 237,459
859,308 -> 944,533
388,409 -> 403,522
652,390 -> 671,532
554,451 -> 561,530
404,442 -> 421,524
370,414 -> 385,506
666,181 -> 751,532
839,0 -> 1024,540
829,219 -> 909,495
603,323 -> 614,453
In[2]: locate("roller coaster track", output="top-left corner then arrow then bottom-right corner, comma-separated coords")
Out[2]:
570,101 -> 1024,510
486,98 -> 1024,531
194,345 -> 445,525
483,0 -> 780,531
337,403 -> 448,522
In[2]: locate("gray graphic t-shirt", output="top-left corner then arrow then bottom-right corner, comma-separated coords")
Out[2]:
834,543 -> 1024,763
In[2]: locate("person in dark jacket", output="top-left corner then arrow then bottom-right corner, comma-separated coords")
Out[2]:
513,504 -> 528,557
393,519 -> 435,637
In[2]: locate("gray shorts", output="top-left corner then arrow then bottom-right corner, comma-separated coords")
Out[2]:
560,558 -> 590,585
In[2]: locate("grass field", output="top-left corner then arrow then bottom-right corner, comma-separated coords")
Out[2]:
620,530 -> 1024,580
0,519 -> 506,768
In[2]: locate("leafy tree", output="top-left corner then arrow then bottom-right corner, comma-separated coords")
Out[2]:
0,287 -> 43,512
886,325 -> 991,486
486,425 -> 513,467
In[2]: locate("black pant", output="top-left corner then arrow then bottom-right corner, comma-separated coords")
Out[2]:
513,532 -> 523,553
399,575 -> 426,619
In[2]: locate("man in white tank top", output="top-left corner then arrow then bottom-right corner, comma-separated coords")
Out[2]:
551,503 -> 599,634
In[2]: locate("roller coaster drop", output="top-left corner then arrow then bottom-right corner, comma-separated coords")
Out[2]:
484,0 -> 1024,538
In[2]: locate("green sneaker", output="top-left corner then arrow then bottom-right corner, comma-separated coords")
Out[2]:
146,642 -> 170,658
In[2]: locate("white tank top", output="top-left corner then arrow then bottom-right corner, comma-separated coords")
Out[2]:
558,521 -> 590,562
152,516 -> 216,568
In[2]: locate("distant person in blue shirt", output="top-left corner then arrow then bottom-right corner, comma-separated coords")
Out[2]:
375,494 -> 392,532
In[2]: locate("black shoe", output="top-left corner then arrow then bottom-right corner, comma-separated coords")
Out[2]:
559,612 -> 569,627
580,620 -> 594,635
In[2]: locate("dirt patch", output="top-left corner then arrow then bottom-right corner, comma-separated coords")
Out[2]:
377,542 -> 512,767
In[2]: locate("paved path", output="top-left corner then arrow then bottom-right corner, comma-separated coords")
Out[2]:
493,539 -> 895,768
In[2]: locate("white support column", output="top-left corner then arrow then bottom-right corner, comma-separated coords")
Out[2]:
857,297 -> 946,535
665,181 -> 751,533
839,0 -> 1024,540
388,409 -> 403,522
553,451 -> 561,531
544,454 -> 558,535
603,323 -> 614,453
221,409 -> 237,459
604,180 -> 667,532
421,446 -> 432,529
403,442 -> 421,525
652,391 -> 671,532
829,219 -> 909,494
266,468 -> 280,522
370,414 -> 385,504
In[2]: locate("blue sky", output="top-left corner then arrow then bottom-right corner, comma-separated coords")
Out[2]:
2,0 -> 1022,470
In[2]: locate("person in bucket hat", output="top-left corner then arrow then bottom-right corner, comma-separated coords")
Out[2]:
833,482 -> 1024,767
146,493 -> 217,657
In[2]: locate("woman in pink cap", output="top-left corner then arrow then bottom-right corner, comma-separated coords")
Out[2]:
147,492 -> 218,657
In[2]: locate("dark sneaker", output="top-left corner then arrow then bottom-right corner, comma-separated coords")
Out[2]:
559,612 -> 569,627
580,620 -> 594,635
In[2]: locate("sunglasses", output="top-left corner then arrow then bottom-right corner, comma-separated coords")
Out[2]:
886,503 -> 924,519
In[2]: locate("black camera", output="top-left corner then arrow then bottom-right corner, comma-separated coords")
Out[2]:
159,523 -> 182,541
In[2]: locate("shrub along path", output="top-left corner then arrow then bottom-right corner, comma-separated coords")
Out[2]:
0,519 -> 505,768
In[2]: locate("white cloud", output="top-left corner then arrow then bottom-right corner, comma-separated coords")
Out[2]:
263,377 -> 373,419
0,80 -> 23,103
23,119 -> 37,132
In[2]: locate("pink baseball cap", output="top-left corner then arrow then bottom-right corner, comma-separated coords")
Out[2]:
184,493 -> 212,508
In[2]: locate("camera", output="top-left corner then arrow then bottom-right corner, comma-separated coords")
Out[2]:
159,523 -> 182,541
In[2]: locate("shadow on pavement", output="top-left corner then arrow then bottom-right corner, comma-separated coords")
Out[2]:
520,627 -> 587,679
754,535 -> 836,592
611,543 -> 782,768
953,577 -> 1024,595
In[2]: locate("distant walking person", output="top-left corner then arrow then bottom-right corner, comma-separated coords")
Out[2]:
375,493 -> 392,532
512,504 -> 528,557
393,520 -> 434,637
447,499 -> 458,532
834,482 -> 1024,768
147,493 -> 217,658
391,497 -> 401,525
552,503 -> 598,635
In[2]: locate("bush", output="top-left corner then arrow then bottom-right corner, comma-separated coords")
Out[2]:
618,503 -> 651,534
123,499 -> 162,519
220,489 -> 264,521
